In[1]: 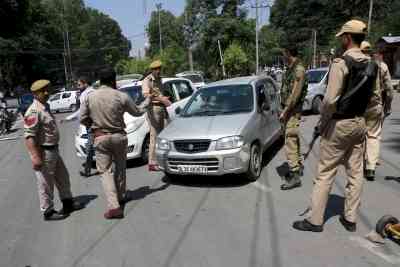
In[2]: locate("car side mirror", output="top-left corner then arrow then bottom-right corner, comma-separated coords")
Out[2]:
175,106 -> 182,115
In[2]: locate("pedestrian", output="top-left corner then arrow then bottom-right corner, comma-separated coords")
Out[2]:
24,80 -> 84,221
60,77 -> 95,177
279,46 -> 308,190
360,41 -> 394,181
142,60 -> 172,171
80,68 -> 150,219
293,20 -> 378,232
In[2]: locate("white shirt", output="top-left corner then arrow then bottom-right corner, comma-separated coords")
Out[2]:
64,87 -> 95,121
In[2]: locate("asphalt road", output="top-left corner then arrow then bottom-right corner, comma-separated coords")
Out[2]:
1,95 -> 400,267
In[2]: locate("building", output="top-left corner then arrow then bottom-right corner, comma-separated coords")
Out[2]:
376,36 -> 400,91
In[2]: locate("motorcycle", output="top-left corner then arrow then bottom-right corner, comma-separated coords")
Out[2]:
0,107 -> 17,135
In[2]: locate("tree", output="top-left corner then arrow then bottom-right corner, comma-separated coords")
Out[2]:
224,42 -> 248,77
115,58 -> 151,75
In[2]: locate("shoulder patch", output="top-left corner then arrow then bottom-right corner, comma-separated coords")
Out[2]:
24,115 -> 38,127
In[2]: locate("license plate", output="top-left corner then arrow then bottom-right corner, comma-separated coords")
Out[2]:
177,165 -> 208,174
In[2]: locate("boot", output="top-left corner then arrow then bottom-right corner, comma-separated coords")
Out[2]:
293,219 -> 323,232
365,169 -> 375,181
281,171 -> 302,190
61,198 -> 85,214
299,164 -> 305,177
43,208 -> 69,221
339,215 -> 356,232
104,208 -> 124,219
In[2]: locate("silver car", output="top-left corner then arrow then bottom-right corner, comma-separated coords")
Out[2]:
302,67 -> 329,114
156,76 -> 283,181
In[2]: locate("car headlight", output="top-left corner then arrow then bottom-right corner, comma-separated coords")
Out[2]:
125,117 -> 145,134
216,136 -> 244,150
157,138 -> 170,150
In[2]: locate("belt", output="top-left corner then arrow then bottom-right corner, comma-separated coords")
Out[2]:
332,114 -> 359,120
93,129 -> 124,138
40,145 -> 58,150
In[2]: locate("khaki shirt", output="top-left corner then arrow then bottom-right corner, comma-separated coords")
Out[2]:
80,85 -> 147,133
24,99 -> 60,146
320,47 -> 378,128
283,60 -> 306,113
142,73 -> 163,104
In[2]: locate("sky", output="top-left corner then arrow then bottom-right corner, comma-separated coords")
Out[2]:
84,0 -> 271,57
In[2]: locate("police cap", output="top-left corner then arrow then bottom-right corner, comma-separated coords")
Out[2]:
149,60 -> 162,69
31,80 -> 50,92
336,20 -> 367,37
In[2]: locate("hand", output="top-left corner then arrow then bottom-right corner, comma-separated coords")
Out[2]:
31,155 -> 43,171
161,96 -> 172,107
279,111 -> 287,123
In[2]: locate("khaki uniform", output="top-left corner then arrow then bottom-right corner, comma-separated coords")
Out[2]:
80,85 -> 146,210
364,61 -> 393,170
308,48 -> 378,225
24,99 -> 73,211
281,60 -> 306,172
142,74 -> 169,165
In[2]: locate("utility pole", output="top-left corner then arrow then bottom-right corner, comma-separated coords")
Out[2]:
251,1 -> 271,75
61,0 -> 73,89
218,40 -> 226,77
313,29 -> 317,68
368,0 -> 374,36
156,3 -> 163,54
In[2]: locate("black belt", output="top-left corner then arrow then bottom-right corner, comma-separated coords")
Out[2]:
41,145 -> 58,150
332,114 -> 359,120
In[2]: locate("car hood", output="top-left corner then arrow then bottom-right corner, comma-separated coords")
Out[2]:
159,113 -> 251,140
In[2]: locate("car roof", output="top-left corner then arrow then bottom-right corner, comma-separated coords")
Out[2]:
118,77 -> 193,90
204,76 -> 264,88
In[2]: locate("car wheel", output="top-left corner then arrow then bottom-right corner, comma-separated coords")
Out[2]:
70,104 -> 77,112
245,143 -> 262,182
140,135 -> 150,163
312,96 -> 323,114
376,215 -> 399,238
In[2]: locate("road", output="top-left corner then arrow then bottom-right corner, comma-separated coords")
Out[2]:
1,95 -> 400,267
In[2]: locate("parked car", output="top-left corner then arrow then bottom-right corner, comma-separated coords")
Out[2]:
75,77 -> 197,161
18,93 -> 34,115
302,67 -> 329,114
156,76 -> 283,181
176,71 -> 206,89
48,91 -> 79,113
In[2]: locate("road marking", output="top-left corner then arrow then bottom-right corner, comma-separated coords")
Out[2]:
0,136 -> 20,142
349,236 -> 400,264
252,181 -> 272,192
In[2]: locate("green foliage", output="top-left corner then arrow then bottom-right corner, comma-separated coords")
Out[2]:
224,43 -> 248,77
115,58 -> 151,76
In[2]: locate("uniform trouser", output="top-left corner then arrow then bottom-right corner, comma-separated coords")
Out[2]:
364,105 -> 383,170
94,133 -> 128,210
284,112 -> 302,172
84,128 -> 94,172
308,118 -> 366,225
147,105 -> 168,165
34,149 -> 73,211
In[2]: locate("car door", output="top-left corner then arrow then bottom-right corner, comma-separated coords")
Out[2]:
161,81 -> 180,119
61,92 -> 72,110
255,81 -> 272,146
166,79 -> 195,119
48,93 -> 61,111
264,79 -> 282,138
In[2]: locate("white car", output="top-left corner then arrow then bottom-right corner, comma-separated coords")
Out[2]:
302,67 -> 329,114
75,77 -> 197,161
48,91 -> 79,112
176,71 -> 206,89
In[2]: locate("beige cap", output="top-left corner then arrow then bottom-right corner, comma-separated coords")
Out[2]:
149,60 -> 162,69
336,20 -> 367,37
360,41 -> 372,51
31,80 -> 50,92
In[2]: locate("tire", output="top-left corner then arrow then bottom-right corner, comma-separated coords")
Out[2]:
312,96 -> 323,114
140,135 -> 150,163
70,104 -> 77,112
376,215 -> 399,238
245,143 -> 262,182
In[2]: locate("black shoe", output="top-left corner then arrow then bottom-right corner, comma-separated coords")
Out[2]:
365,169 -> 375,181
43,208 -> 69,221
299,164 -> 304,177
61,198 -> 85,214
293,219 -> 323,232
339,215 -> 356,232
281,171 -> 302,190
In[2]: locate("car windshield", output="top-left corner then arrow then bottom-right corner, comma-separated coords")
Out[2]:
181,74 -> 204,83
307,70 -> 327,83
120,86 -> 145,104
182,85 -> 253,117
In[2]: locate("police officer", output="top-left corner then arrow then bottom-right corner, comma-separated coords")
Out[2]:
142,60 -> 172,171
293,20 -> 378,232
279,46 -> 307,190
24,80 -> 84,221
360,41 -> 394,181
80,68 -> 149,219
60,77 -> 95,177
